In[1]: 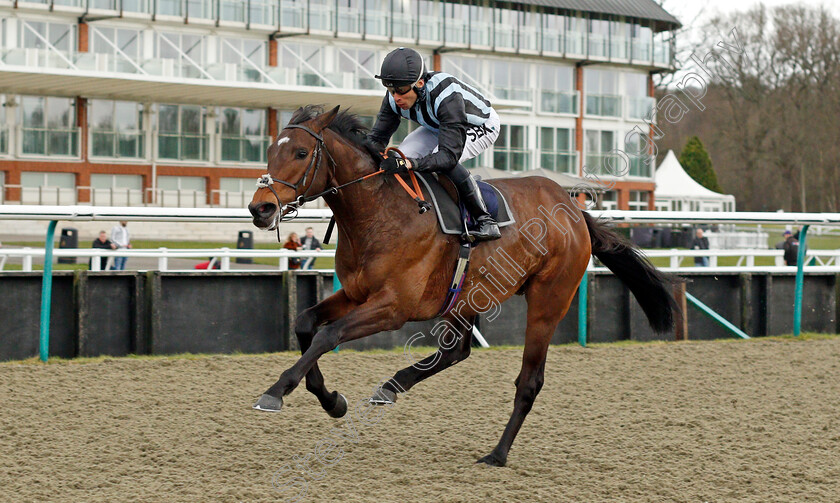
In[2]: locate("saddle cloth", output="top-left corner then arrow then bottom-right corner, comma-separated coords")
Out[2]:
414,172 -> 515,235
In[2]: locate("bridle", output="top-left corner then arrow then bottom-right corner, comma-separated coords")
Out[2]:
255,124 -> 387,239
256,124 -> 337,222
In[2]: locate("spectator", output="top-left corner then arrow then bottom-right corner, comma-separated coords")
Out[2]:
283,232 -> 302,270
110,221 -> 132,270
300,226 -> 322,270
783,230 -> 800,266
691,228 -> 710,267
90,230 -> 116,270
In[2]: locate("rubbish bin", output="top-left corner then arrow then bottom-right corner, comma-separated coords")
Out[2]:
57,227 -> 78,264
236,230 -> 254,264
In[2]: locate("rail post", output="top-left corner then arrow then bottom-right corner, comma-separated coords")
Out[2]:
39,220 -> 57,362
793,225 -> 810,336
577,269 -> 588,347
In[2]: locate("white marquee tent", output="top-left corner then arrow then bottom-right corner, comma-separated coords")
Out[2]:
654,150 -> 736,212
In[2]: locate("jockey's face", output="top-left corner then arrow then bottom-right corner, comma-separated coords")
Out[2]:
392,79 -> 424,110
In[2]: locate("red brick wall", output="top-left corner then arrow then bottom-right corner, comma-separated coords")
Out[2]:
78,22 -> 88,53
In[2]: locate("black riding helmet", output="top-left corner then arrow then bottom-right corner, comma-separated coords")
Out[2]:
375,47 -> 426,88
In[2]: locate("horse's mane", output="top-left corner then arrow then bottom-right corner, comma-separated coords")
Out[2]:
289,105 -> 371,152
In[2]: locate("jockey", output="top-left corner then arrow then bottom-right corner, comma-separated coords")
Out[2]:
365,47 -> 501,242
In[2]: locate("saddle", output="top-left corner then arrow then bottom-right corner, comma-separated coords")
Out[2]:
413,172 -> 515,237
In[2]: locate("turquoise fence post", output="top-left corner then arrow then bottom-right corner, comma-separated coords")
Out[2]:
332,248 -> 341,353
578,270 -> 588,347
39,220 -> 58,363
793,225 -> 810,337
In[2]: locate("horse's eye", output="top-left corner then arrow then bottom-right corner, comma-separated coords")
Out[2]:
296,149 -> 308,159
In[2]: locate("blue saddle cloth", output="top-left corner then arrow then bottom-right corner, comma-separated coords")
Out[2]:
462,181 -> 502,229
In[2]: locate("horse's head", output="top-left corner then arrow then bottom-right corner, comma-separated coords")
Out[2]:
248,105 -> 340,230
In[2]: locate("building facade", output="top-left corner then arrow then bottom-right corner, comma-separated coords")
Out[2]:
0,0 -> 678,210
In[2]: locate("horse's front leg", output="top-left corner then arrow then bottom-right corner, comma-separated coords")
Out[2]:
254,292 -> 406,413
293,289 -> 359,417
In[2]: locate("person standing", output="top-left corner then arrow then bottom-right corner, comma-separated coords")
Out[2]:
691,228 -> 710,267
283,232 -> 303,270
783,230 -> 800,266
110,221 -> 132,270
300,227 -> 322,270
90,231 -> 116,270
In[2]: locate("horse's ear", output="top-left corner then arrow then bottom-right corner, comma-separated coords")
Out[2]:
312,105 -> 340,132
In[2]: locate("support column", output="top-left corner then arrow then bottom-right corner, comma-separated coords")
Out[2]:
76,97 -> 88,203
269,37 -> 278,67
575,63 -> 584,177
207,174 -> 220,206
5,169 -> 21,203
268,107 -> 278,139
79,21 -> 89,53
433,50 -> 442,72
673,282 -> 688,340
617,187 -> 629,210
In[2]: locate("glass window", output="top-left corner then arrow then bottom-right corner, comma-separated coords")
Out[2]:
494,124 -> 529,171
310,0 -> 335,31
443,1 -> 469,45
156,175 -> 206,206
542,11 -> 564,53
364,0 -> 389,36
338,48 -> 379,90
20,172 -> 76,204
418,0 -> 441,41
157,104 -> 208,161
629,190 -> 649,210
337,0 -> 362,34
393,0 -> 418,40
469,1 -> 493,46
90,27 -> 142,73
0,95 -> 7,155
280,0 -> 306,29
565,12 -> 586,55
588,16 -> 609,58
90,174 -> 143,205
494,5 -> 516,50
584,129 -> 616,175
156,32 -> 207,79
492,60 -> 530,102
585,68 -> 621,117
279,43 -> 331,87
218,177 -> 256,207
631,21 -> 653,61
90,100 -> 144,159
20,96 -> 78,157
219,0 -> 247,22
625,130 -> 653,177
20,21 -> 76,54
539,127 -> 575,174
219,107 -> 268,163
610,18 -> 628,59
539,64 -> 576,114
518,6 -> 538,51
218,38 -> 267,82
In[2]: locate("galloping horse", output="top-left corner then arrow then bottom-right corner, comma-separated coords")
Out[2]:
248,105 -> 676,466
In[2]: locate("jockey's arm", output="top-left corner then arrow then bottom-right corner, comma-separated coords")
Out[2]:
410,93 -> 467,173
367,94 -> 402,149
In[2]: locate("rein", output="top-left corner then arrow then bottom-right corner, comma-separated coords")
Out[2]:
256,125 -> 431,241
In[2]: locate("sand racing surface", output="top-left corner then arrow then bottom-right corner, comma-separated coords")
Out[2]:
2,337 -> 840,502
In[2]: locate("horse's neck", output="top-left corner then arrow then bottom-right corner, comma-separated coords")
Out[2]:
322,135 -> 412,247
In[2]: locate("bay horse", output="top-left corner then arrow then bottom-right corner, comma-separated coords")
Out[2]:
248,105 -> 676,467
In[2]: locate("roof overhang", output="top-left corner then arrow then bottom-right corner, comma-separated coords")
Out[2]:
0,66 -> 386,112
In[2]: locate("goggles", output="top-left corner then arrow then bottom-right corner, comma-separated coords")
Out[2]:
385,83 -> 414,96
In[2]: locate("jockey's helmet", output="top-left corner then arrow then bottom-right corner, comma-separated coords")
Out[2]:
375,47 -> 426,90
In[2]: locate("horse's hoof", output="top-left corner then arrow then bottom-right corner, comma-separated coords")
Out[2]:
369,387 -> 397,405
476,453 -> 506,467
327,393 -> 348,418
253,394 -> 284,412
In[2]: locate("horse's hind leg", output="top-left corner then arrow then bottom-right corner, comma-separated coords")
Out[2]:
478,280 -> 576,467
371,315 -> 474,403
291,289 -> 358,417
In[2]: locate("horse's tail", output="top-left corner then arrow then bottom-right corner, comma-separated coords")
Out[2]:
582,212 -> 678,333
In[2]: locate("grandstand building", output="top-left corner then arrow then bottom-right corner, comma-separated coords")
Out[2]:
0,0 -> 678,210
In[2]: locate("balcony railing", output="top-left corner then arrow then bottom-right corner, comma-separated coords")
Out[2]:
337,6 -> 361,33
87,187 -> 145,206
493,86 -> 532,103
584,153 -> 653,178
494,24 -> 516,49
219,135 -> 271,164
280,0 -> 306,29
626,96 -> 656,121
156,132 -> 209,161
588,33 -> 608,58
566,31 -> 586,56
392,12 -> 417,40
539,90 -> 578,115
632,39 -> 652,62
540,151 -> 578,174
471,21 -> 493,46
19,127 -> 81,158
445,20 -> 468,45
585,94 -> 622,118
654,39 -> 671,65
418,16 -> 441,41
610,38 -> 628,60
541,29 -> 562,53
628,155 -> 654,178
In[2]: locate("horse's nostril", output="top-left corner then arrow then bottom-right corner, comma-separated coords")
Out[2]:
249,201 -> 277,219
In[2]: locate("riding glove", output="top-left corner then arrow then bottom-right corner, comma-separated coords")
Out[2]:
380,156 -> 410,175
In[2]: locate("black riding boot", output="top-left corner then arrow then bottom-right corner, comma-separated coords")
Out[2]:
450,166 -> 501,242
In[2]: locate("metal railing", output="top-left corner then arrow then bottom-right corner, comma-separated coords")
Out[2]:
4,247 -> 840,273
539,90 -> 578,115
585,94 -> 622,118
